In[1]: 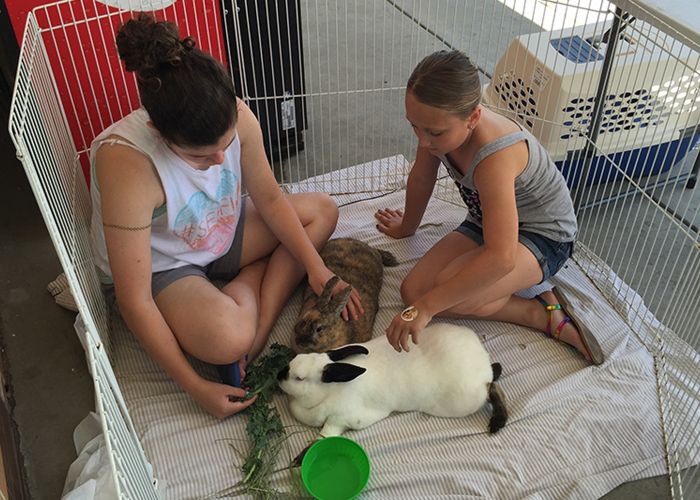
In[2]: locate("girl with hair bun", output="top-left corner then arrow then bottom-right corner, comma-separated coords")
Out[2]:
376,50 -> 604,365
90,14 -> 362,418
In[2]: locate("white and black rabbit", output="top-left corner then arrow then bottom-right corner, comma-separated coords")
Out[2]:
279,322 -> 507,437
292,238 -> 398,353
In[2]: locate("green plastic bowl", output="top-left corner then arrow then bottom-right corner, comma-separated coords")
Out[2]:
301,436 -> 371,500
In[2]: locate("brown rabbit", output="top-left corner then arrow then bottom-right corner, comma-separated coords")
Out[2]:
292,238 -> 398,353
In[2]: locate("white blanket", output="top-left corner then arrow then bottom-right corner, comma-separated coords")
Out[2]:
109,160 -> 699,499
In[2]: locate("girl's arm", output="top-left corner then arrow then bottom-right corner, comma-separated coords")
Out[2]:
376,145 -> 440,238
401,146 -> 441,234
235,100 -> 350,302
96,144 -> 253,418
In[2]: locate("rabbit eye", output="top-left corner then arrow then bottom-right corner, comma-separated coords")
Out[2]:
295,376 -> 304,382
315,325 -> 324,333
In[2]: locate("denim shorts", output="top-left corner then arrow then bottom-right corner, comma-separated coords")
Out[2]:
454,219 -> 573,282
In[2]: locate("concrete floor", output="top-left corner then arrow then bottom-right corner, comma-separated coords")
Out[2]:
0,107 -> 94,499
1,0 -> 698,498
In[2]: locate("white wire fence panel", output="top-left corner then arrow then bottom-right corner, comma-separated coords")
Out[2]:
8,12 -> 111,353
462,4 -> 700,498
87,333 -> 159,498
231,0 -> 443,192
7,0 -> 700,498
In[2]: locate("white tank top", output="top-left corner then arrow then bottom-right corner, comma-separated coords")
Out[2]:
89,108 -> 243,282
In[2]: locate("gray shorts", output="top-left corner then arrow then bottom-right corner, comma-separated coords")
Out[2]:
151,201 -> 247,297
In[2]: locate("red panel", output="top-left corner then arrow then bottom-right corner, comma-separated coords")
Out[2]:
9,0 -> 227,181
6,0 -> 49,41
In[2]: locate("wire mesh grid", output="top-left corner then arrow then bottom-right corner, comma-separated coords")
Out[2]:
8,11 -> 111,351
7,0 -> 700,497
87,335 -> 160,498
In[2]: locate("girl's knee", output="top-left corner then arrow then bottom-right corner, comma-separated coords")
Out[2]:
294,192 -> 338,229
205,326 -> 256,364
303,193 -> 338,245
198,295 -> 257,363
315,192 -> 339,225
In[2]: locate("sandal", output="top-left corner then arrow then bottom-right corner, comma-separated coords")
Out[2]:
536,287 -> 605,365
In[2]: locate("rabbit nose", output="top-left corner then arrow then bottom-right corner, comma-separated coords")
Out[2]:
277,365 -> 290,381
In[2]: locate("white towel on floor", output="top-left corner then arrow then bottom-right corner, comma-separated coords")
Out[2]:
106,188 -> 699,499
47,272 -> 79,312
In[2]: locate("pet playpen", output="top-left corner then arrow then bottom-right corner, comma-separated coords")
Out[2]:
8,0 -> 700,498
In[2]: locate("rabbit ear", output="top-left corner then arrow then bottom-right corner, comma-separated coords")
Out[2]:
321,362 -> 366,383
326,284 -> 353,317
327,345 -> 369,361
318,275 -> 340,309
277,365 -> 290,381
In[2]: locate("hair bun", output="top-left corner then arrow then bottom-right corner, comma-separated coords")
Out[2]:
116,13 -> 194,75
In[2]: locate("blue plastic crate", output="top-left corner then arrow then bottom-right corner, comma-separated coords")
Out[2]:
556,130 -> 699,188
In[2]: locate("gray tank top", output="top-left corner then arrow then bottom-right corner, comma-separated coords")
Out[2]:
439,124 -> 577,242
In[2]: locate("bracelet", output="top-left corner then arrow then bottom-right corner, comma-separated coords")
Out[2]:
401,305 -> 419,322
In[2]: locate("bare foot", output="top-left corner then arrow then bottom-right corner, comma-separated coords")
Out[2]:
536,291 -> 592,362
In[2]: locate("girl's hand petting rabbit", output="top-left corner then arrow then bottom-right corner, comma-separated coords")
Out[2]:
308,263 -> 363,321
294,238 -> 398,353
386,304 -> 433,352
